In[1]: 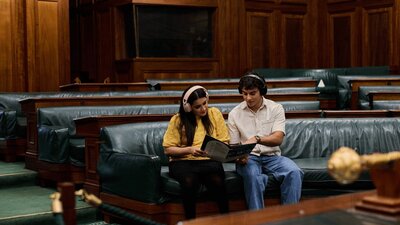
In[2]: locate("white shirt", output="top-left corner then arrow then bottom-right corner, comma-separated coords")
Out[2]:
227,97 -> 285,156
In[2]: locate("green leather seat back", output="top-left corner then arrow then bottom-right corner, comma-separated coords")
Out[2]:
282,118 -> 400,159
100,121 -> 170,165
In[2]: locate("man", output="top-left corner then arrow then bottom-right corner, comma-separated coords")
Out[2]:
227,72 -> 303,210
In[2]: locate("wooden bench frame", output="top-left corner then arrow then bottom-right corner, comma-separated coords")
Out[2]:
19,92 -> 318,171
59,82 -> 152,91
367,91 -> 400,109
322,110 -> 390,118
86,112 -> 395,225
59,79 -> 318,92
75,110 -> 400,225
348,78 -> 400,109
179,190 -> 376,225
74,110 -> 322,196
0,138 -> 26,162
156,80 -> 318,90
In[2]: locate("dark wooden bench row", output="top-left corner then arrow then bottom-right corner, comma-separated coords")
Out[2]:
368,91 -> 400,109
59,79 -> 318,92
19,92 -> 319,170
72,109 -> 400,196
349,77 -> 400,109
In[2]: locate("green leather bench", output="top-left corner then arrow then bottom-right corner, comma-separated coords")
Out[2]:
371,101 -> 400,110
35,101 -> 320,183
96,117 -> 400,224
254,66 -> 392,109
37,101 -> 319,183
0,91 -> 184,162
358,86 -> 400,109
337,75 -> 400,109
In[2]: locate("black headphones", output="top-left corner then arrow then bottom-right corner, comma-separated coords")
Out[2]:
238,73 -> 268,95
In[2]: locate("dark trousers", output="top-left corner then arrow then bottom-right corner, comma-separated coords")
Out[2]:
169,160 -> 229,219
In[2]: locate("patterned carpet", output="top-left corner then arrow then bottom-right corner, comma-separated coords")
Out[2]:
0,161 -> 101,225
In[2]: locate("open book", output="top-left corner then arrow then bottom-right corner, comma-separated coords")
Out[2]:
200,135 -> 256,162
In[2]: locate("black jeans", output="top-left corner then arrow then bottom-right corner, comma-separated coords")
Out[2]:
169,160 -> 229,219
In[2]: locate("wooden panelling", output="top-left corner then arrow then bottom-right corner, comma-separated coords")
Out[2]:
37,1 -> 60,91
326,0 -> 396,68
0,0 -> 26,91
328,12 -> 358,67
95,7 -> 114,82
243,0 -> 307,69
218,0 -> 243,76
0,0 -> 13,91
246,12 -> 272,69
333,16 -> 351,67
362,7 -> 392,66
25,0 -> 70,91
281,14 -> 305,68
115,58 -> 219,81
4,0 -> 400,91
79,5 -> 96,82
132,58 -> 219,81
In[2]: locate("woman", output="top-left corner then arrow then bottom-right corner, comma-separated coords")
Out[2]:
162,85 -> 230,219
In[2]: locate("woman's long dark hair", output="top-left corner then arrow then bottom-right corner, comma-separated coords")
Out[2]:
179,86 -> 213,146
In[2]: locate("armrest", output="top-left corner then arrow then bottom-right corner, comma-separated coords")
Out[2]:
0,110 -> 17,138
38,125 -> 70,163
98,151 -> 166,204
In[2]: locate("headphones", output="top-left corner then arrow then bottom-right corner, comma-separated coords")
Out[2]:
182,85 -> 209,112
238,73 -> 268,95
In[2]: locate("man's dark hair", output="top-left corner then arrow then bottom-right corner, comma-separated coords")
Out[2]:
238,72 -> 267,95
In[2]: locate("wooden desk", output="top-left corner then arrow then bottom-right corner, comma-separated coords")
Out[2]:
59,80 -> 317,92
180,190 -> 397,225
348,78 -> 400,109
158,80 -> 317,90
367,91 -> 400,109
59,82 -> 151,91
323,110 -> 390,118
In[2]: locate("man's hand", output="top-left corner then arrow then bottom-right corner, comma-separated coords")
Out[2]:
243,136 -> 258,145
236,155 -> 248,164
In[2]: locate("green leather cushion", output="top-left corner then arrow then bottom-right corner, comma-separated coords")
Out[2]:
371,100 -> 400,110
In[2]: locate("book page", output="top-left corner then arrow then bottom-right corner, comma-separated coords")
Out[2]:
201,135 -> 255,162
204,141 -> 230,162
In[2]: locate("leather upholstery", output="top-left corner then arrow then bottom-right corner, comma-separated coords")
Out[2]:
337,75 -> 396,109
358,86 -> 400,109
36,101 -> 320,166
98,117 -> 400,203
254,66 -> 391,103
372,100 -> 400,110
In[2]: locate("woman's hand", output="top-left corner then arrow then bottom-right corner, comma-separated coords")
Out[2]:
191,147 -> 207,157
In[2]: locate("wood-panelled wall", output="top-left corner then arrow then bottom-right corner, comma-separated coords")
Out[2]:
0,0 -> 69,92
1,0 -> 400,91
